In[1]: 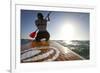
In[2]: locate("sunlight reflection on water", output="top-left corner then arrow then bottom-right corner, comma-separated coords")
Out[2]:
64,40 -> 72,44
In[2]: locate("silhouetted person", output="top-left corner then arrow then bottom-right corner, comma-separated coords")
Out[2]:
35,13 -> 50,42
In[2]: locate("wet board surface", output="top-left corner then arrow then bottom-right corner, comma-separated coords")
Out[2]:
21,40 -> 85,63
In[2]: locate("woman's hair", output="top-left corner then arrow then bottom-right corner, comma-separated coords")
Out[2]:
37,13 -> 43,19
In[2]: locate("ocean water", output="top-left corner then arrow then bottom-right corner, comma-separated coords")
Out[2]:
56,40 -> 90,59
21,39 -> 33,45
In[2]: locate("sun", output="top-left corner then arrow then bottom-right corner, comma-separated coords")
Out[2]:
60,22 -> 75,40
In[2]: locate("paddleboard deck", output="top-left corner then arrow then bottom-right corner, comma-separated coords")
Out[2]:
21,40 -> 85,63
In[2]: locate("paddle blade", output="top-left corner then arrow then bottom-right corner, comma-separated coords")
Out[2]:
29,32 -> 36,38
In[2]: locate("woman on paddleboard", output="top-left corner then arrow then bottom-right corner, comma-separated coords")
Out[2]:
35,12 -> 50,42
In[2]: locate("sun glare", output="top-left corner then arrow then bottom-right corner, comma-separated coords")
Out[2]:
60,22 -> 75,40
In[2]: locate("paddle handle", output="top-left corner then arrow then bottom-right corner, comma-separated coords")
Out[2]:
45,12 -> 51,20
35,29 -> 38,32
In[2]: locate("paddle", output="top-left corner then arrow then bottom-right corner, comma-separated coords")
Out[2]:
29,29 -> 38,38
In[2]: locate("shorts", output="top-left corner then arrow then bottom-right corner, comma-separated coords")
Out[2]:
35,31 -> 50,42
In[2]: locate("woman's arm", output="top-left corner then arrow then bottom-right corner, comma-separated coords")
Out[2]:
47,15 -> 50,21
35,20 -> 39,25
45,12 -> 51,21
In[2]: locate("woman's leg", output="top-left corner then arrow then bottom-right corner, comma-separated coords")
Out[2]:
35,32 -> 42,42
44,31 -> 50,41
